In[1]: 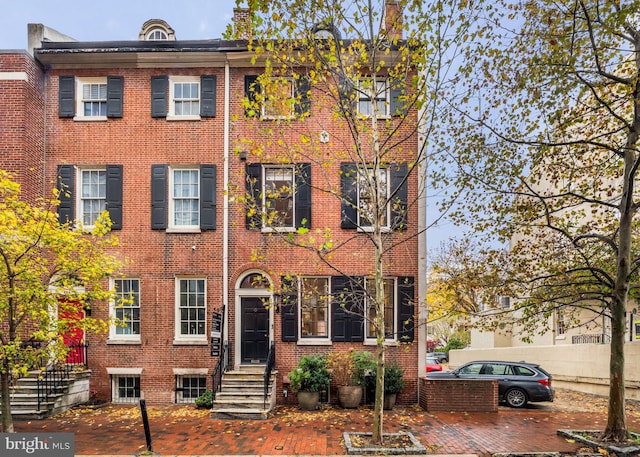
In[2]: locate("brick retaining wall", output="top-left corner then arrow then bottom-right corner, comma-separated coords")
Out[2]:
419,378 -> 498,412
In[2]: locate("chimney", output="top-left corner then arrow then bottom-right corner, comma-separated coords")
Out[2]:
233,8 -> 252,40
383,1 -> 403,41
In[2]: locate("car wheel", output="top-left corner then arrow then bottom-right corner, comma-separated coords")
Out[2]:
505,388 -> 528,408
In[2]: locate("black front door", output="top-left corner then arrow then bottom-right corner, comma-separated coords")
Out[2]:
241,297 -> 269,363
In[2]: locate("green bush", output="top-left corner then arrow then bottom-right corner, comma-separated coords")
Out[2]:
194,390 -> 213,408
288,353 -> 331,392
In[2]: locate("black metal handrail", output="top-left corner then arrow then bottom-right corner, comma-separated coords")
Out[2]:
263,342 -> 275,410
211,342 -> 229,401
36,342 -> 89,410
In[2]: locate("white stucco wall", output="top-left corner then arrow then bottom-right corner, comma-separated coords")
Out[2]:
449,343 -> 640,400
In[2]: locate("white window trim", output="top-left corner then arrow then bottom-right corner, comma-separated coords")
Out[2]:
75,166 -> 106,230
110,373 -> 141,403
357,167 -> 391,232
297,276 -> 331,343
175,372 -> 208,403
168,166 -> 201,232
174,276 -> 208,344
357,77 -> 391,119
167,75 -> 201,121
261,164 -> 296,233
364,277 -> 398,344
108,277 -> 141,344
261,77 -> 295,120
74,76 -> 108,121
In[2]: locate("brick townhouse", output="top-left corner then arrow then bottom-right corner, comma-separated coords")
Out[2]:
0,6 -> 427,411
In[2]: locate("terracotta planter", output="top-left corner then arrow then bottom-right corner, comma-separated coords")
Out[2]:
337,385 -> 363,409
383,393 -> 397,410
296,391 -> 320,411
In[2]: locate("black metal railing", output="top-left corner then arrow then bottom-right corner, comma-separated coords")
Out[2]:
572,334 -> 611,344
263,342 -> 275,410
36,342 -> 89,410
212,342 -> 229,401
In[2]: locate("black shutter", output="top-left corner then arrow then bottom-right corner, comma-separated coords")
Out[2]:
281,276 -> 298,342
390,162 -> 408,230
295,76 -> 311,116
340,163 -> 358,229
389,77 -> 407,116
245,163 -> 262,230
57,165 -> 75,224
200,75 -> 217,117
151,165 -> 167,229
106,76 -> 124,118
106,165 -> 123,230
200,165 -> 217,230
295,163 -> 311,229
244,75 -> 259,117
397,276 -> 415,343
59,76 -> 75,118
151,76 -> 168,118
331,276 -> 364,342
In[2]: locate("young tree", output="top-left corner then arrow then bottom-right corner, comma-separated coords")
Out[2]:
0,170 -> 124,432
432,0 -> 640,441
230,0 -> 469,444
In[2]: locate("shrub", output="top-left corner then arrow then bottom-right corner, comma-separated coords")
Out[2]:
288,353 -> 331,392
194,390 -> 213,408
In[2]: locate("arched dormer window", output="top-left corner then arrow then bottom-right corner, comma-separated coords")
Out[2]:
146,28 -> 168,40
139,19 -> 176,41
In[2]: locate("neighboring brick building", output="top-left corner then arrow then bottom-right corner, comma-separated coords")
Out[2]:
0,8 -> 426,407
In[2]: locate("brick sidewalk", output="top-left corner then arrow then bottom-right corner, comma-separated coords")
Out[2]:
10,401 -> 640,456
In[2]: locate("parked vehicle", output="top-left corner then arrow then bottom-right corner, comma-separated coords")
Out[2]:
427,352 -> 448,363
426,357 -> 442,373
426,360 -> 554,408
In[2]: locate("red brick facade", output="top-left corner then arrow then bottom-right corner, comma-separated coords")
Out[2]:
0,16 -> 424,406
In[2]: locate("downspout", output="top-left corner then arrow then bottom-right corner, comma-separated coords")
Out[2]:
223,60 -> 230,365
417,67 -> 428,393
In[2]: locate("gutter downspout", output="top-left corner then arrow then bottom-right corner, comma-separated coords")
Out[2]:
417,67 -> 428,391
223,60 -> 230,366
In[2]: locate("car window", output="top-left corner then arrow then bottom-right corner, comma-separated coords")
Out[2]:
487,363 -> 510,375
512,365 -> 535,376
458,363 -> 483,375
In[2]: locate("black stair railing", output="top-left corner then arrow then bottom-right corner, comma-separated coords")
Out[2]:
36,342 -> 89,410
212,342 -> 229,401
263,343 -> 275,410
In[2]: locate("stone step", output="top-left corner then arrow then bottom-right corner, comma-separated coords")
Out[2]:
210,407 -> 271,420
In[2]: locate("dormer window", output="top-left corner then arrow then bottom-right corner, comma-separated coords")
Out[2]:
146,28 -> 168,40
139,19 -> 176,41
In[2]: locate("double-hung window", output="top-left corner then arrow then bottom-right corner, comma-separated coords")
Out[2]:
170,168 -> 200,229
264,166 -> 295,229
79,169 -> 106,228
365,278 -> 395,341
168,76 -> 200,119
357,78 -> 389,117
110,278 -> 141,341
245,163 -> 311,231
175,278 -> 206,343
81,79 -> 107,117
262,77 -> 295,119
357,167 -> 389,230
300,277 -> 329,339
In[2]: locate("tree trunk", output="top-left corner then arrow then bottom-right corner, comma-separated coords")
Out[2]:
1,367 -> 14,432
603,146 -> 634,442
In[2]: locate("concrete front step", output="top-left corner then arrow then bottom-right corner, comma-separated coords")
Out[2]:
210,366 -> 277,419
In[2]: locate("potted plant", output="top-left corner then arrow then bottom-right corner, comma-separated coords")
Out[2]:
382,363 -> 406,410
287,353 -> 331,410
327,350 -> 375,408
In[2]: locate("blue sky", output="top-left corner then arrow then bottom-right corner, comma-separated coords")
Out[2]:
2,1 -> 237,50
